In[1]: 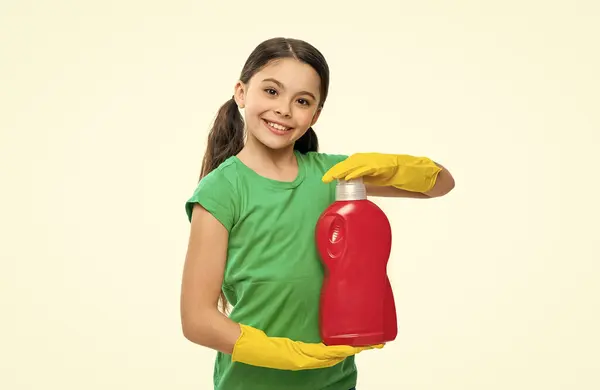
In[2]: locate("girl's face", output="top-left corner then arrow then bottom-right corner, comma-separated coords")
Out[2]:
234,58 -> 322,151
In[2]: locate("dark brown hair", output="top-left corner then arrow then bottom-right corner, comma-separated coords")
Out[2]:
198,37 -> 331,313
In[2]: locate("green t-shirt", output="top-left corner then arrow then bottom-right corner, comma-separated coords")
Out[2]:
185,150 -> 354,390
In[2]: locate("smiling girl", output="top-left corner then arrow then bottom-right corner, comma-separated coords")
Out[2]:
180,37 -> 454,390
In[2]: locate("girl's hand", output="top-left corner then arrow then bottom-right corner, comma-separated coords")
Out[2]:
231,324 -> 384,371
322,152 -> 442,193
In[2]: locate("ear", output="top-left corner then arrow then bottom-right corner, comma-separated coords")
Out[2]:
310,107 -> 322,126
233,81 -> 246,109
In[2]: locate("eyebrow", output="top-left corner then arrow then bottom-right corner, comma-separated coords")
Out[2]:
262,78 -> 317,101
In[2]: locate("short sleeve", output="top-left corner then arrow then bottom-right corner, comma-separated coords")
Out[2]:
185,169 -> 237,232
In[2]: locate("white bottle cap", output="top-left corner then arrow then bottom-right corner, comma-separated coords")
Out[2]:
335,177 -> 367,201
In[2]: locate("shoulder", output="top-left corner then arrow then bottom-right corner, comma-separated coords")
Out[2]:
196,158 -> 240,190
185,157 -> 242,230
298,151 -> 348,172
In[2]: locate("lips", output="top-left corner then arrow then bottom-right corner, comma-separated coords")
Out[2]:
262,119 -> 293,134
263,119 -> 292,131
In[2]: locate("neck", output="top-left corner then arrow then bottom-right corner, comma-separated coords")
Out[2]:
336,178 -> 367,200
236,134 -> 299,182
238,134 -> 297,168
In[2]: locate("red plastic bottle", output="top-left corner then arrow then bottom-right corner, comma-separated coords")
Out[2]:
315,177 -> 398,347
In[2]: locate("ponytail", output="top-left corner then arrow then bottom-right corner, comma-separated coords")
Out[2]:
294,126 -> 319,154
198,97 -> 244,314
199,97 -> 245,180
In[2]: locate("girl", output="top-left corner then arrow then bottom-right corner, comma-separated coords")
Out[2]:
180,37 -> 455,390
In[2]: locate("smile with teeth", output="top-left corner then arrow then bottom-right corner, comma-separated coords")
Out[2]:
265,120 -> 291,132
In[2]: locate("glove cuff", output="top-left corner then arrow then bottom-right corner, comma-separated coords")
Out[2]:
389,155 -> 442,192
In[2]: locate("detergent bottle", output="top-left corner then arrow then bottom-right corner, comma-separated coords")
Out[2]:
315,177 -> 397,346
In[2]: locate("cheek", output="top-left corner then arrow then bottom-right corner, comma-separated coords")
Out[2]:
295,109 -> 317,126
244,97 -> 268,118
243,103 -> 262,122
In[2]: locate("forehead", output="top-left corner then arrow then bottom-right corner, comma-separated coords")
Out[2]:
252,58 -> 321,96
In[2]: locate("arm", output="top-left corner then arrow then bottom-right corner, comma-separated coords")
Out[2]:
366,162 -> 455,198
180,203 -> 241,354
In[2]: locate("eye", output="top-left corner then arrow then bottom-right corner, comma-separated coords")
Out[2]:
264,88 -> 277,96
297,98 -> 310,106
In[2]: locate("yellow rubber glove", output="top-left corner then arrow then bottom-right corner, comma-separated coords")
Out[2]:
322,152 -> 442,193
231,324 -> 384,371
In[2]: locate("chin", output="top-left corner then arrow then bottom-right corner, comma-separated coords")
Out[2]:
257,135 -> 297,151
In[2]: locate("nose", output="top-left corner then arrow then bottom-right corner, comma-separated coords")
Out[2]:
275,103 -> 292,118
